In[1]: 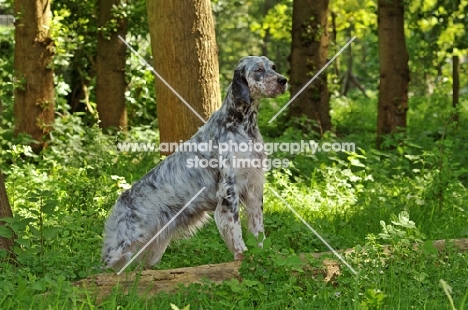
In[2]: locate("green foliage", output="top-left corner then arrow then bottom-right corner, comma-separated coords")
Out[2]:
170,304 -> 190,310
48,0 -> 155,126
0,91 -> 466,308
263,2 -> 292,41
406,0 -> 468,95
1,0 -> 468,308
0,27 -> 14,96
0,110 -> 161,306
213,0 -> 292,89
124,36 -> 157,127
0,96 -> 467,308
0,26 -> 15,156
378,211 -> 425,246
250,0 -> 292,41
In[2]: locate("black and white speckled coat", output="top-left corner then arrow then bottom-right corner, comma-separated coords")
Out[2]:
102,56 -> 288,269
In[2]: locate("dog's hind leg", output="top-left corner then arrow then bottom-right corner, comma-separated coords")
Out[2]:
214,168 -> 247,260
139,230 -> 173,267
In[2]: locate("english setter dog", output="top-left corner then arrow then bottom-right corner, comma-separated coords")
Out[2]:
102,56 -> 288,269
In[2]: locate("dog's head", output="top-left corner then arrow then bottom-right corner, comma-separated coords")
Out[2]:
232,56 -> 288,105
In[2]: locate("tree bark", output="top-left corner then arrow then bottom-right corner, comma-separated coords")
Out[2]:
289,0 -> 331,134
96,0 -> 128,130
13,0 -> 55,152
76,260 -> 339,303
0,172 -> 15,259
330,11 -> 339,77
147,0 -> 221,155
377,0 -> 410,148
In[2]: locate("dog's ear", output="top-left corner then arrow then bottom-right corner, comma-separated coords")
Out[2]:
231,67 -> 251,105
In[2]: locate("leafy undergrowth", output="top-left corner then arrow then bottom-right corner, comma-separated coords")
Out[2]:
0,95 -> 468,309
102,216 -> 468,310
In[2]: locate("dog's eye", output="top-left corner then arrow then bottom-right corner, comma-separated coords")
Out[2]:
255,68 -> 264,73
272,65 -> 276,71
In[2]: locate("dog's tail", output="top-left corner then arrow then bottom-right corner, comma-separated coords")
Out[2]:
101,188 -> 212,270
101,198 -> 134,270
101,192 -> 177,270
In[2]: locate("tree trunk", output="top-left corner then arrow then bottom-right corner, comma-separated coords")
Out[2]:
147,0 -> 221,155
452,55 -> 459,124
330,11 -> 339,77
13,0 -> 55,152
289,0 -> 331,134
0,172 -> 15,260
342,27 -> 353,96
96,0 -> 128,130
377,0 -> 410,148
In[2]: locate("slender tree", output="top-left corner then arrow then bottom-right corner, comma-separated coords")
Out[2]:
377,0 -> 410,148
341,27 -> 367,97
261,0 -> 279,57
96,0 -> 128,130
13,0 -> 54,152
452,55 -> 459,123
0,172 -> 15,260
289,0 -> 331,134
147,0 -> 221,155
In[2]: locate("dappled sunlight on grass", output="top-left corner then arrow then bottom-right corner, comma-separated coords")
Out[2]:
1,93 -> 468,308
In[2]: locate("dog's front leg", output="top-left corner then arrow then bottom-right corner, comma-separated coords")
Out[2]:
244,177 -> 265,247
214,168 -> 247,260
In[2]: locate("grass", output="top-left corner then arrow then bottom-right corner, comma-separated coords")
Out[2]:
0,93 -> 468,309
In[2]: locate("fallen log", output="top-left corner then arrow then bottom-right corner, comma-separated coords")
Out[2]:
75,238 -> 468,301
75,260 -> 341,302
77,261 -> 242,303
304,237 -> 468,259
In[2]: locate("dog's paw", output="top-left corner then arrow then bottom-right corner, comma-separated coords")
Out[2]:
234,252 -> 245,261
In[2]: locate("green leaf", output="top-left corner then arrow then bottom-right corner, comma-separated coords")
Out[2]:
242,279 -> 258,287
421,240 -> 438,256
30,280 -> 47,291
249,247 -> 262,254
0,226 -> 13,238
15,238 -> 30,247
41,201 -> 57,214
391,211 -> 416,229
13,218 -> 34,231
29,226 -> 39,236
0,217 -> 14,224
349,158 -> 366,167
225,278 -> 242,292
42,227 -> 59,239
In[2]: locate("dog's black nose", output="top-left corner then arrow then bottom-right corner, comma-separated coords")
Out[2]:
277,77 -> 287,85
